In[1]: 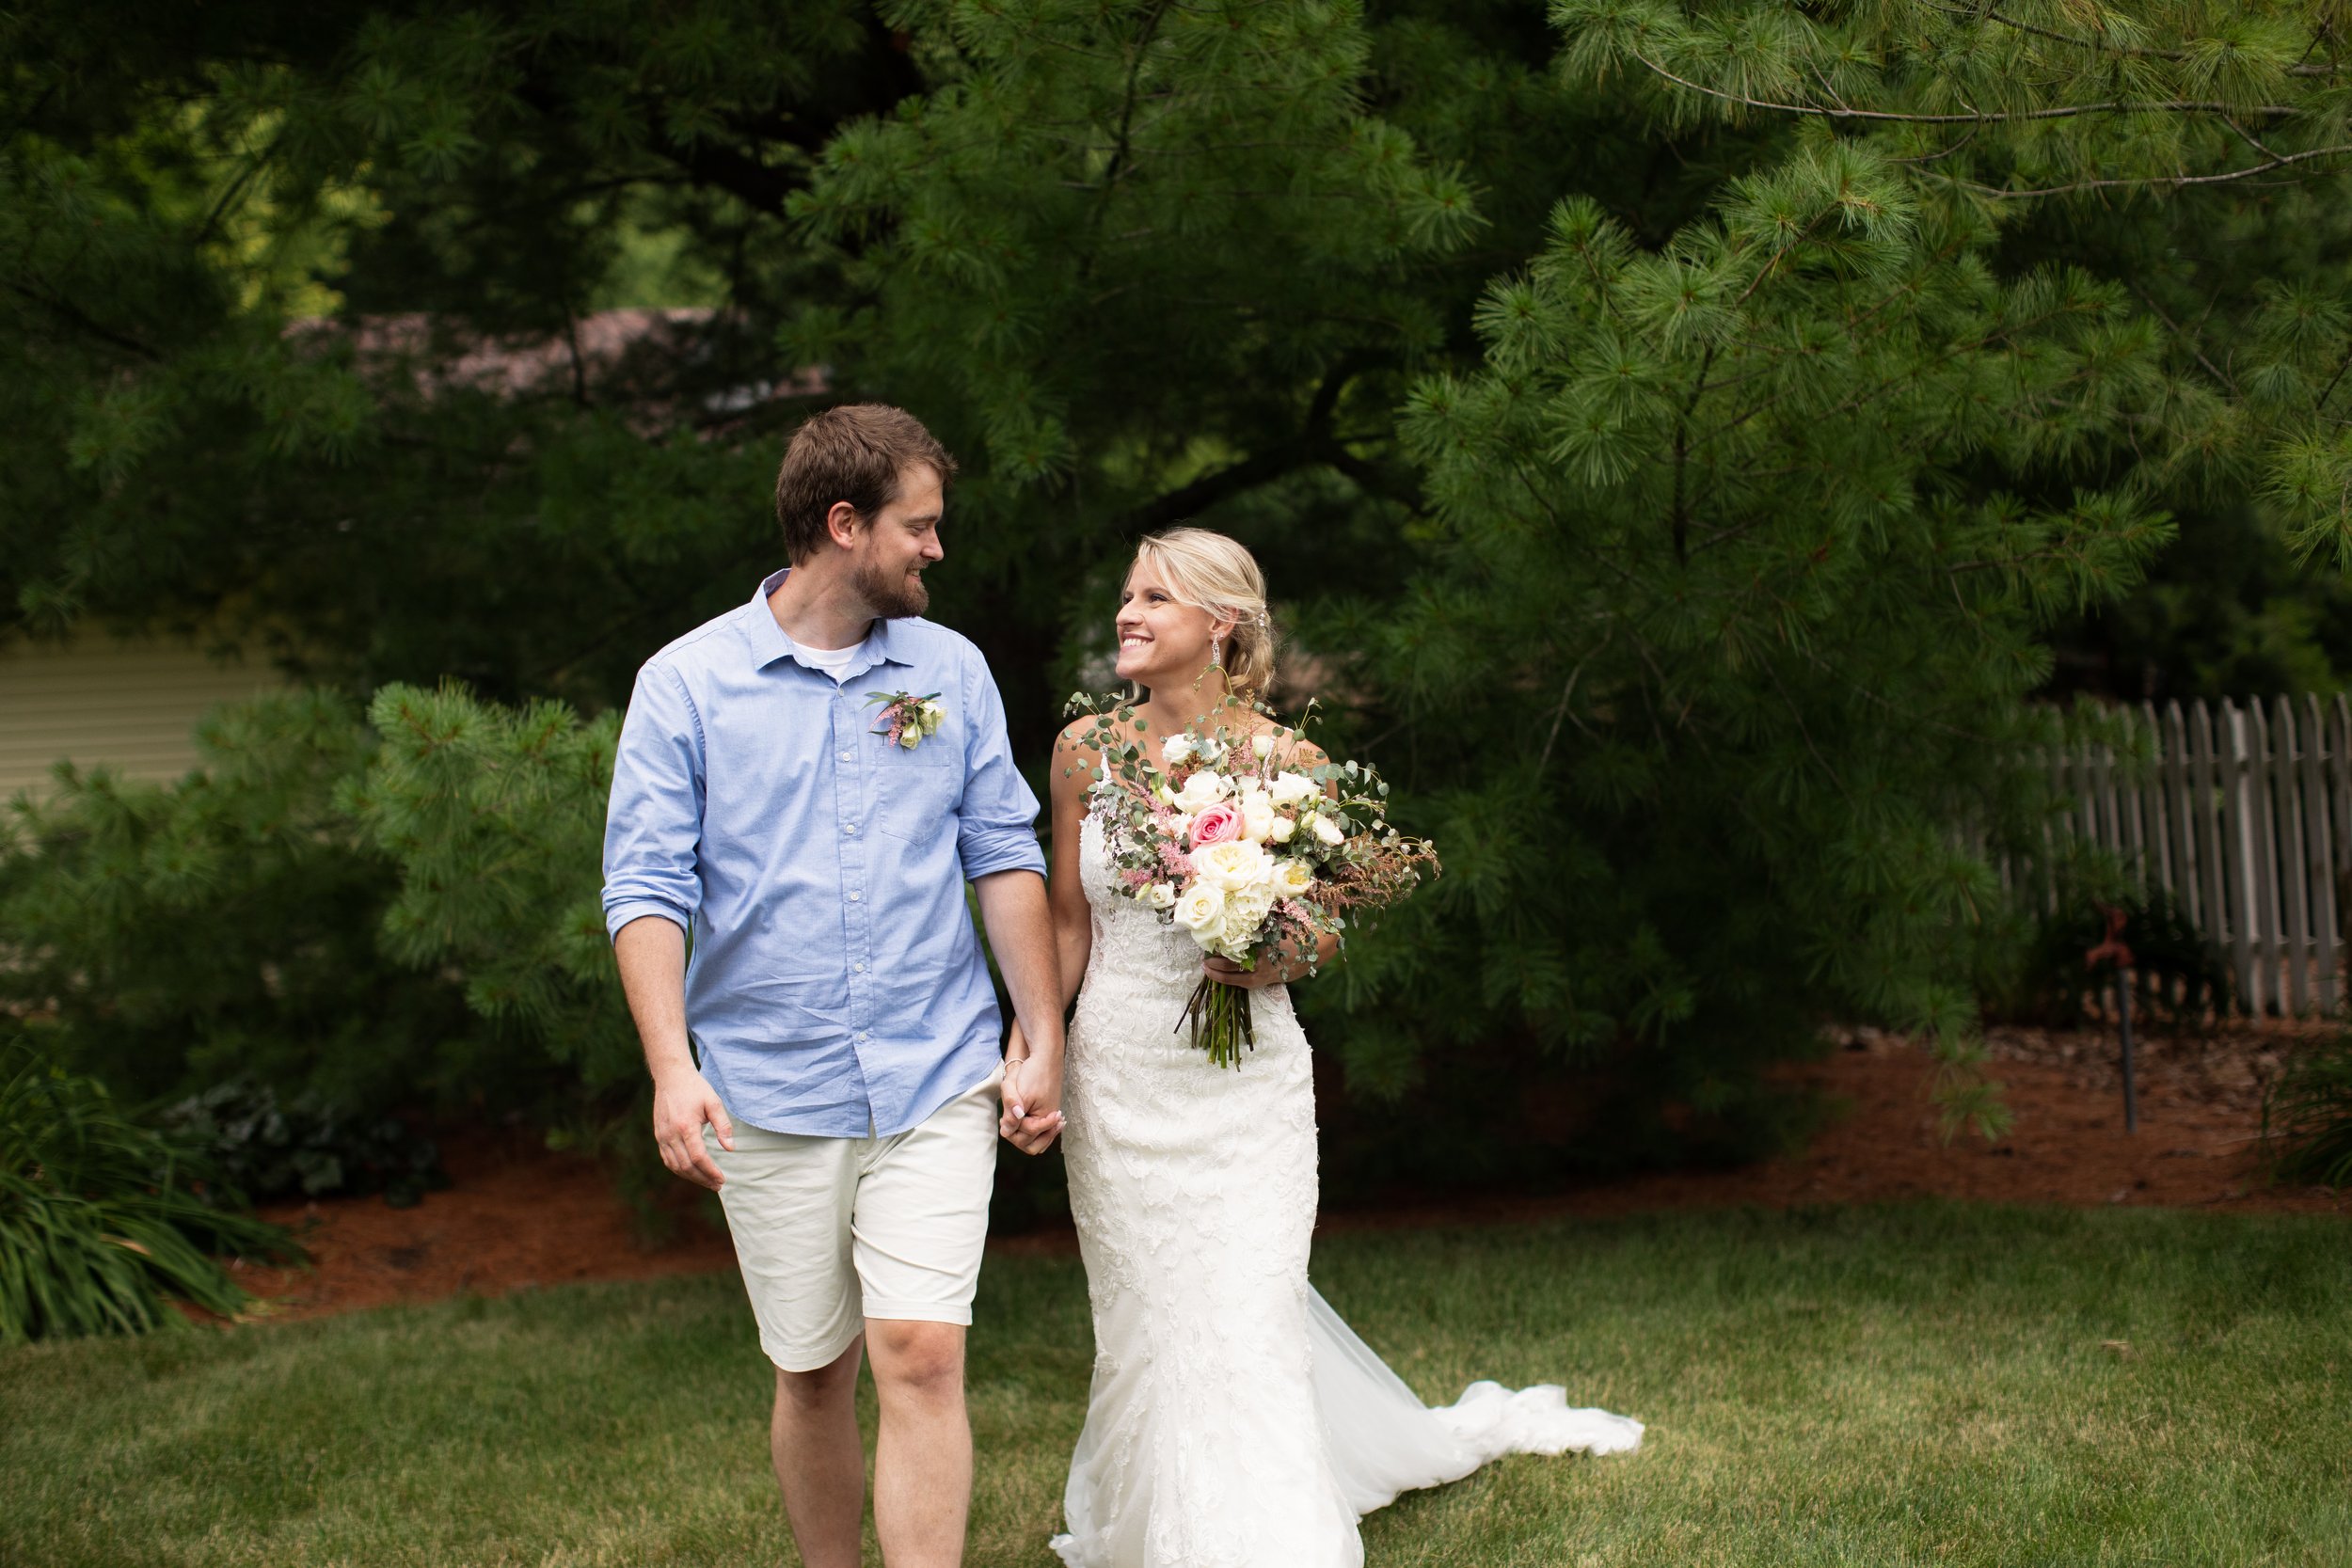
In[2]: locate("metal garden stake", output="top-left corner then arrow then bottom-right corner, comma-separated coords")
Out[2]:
2086,902 -> 2138,1134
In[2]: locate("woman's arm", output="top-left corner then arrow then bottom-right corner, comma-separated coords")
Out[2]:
1007,721 -> 1099,1062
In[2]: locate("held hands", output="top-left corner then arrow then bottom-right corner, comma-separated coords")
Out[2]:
652,1068 -> 734,1190
999,1022 -> 1065,1155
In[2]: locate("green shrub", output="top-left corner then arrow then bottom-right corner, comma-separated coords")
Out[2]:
2265,1037 -> 2352,1190
347,683 -> 638,1101
159,1080 -> 448,1209
0,1037 -> 302,1342
0,692 -> 484,1113
1984,886 -> 2234,1031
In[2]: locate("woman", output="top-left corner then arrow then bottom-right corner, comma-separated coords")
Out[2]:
1007,528 -> 1641,1568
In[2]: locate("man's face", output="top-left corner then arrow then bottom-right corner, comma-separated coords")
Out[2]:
847,463 -> 945,619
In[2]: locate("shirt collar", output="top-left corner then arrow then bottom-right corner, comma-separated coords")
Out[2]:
748,568 -> 914,673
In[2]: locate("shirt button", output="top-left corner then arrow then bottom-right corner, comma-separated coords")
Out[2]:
838,751 -> 851,761
856,1031 -> 869,1042
852,961 -> 866,974
849,891 -> 862,902
845,822 -> 858,834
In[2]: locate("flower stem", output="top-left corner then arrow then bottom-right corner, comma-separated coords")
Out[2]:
1177,978 -> 1256,1068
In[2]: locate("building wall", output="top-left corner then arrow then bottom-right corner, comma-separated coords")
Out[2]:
0,631 -> 283,798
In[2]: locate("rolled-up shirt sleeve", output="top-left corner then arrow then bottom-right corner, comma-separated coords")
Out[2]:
955,653 -> 1047,881
602,661 -> 707,941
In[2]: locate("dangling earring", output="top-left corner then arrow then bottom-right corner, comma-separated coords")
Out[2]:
1192,638 -> 1224,697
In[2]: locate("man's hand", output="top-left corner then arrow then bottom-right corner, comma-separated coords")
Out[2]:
652,1068 -> 735,1190
998,1026 -> 1065,1155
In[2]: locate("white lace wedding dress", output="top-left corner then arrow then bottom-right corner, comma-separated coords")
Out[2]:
1048,816 -> 1643,1568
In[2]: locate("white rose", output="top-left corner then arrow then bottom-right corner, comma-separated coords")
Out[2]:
1139,881 -> 1177,911
1192,734 -> 1227,764
919,701 -> 946,735
1252,734 -> 1276,759
1170,768 -> 1230,813
1161,734 -> 1195,767
1269,816 -> 1296,844
1192,839 -> 1272,892
1172,880 -> 1225,934
1268,771 -> 1318,807
1221,883 -> 1276,945
1238,792 -> 1276,844
899,728 -> 922,750
1310,813 -> 1346,847
1274,857 -> 1316,896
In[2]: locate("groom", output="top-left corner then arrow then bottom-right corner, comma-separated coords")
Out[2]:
602,403 -> 1065,1568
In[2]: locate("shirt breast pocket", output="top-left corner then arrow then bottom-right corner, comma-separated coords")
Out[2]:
876,744 -> 961,846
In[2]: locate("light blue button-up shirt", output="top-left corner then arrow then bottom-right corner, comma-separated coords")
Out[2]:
600,569 -> 1046,1137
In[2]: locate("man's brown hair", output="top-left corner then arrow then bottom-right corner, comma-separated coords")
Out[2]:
773,404 -> 959,564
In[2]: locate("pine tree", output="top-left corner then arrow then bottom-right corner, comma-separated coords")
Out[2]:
1304,3 -> 2352,1160
13,2 -> 2352,1179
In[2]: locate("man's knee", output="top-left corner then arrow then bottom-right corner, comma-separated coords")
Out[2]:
866,1319 -> 964,1401
775,1335 -> 862,1414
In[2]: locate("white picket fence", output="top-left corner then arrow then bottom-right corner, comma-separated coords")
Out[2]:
2011,695 -> 2352,1016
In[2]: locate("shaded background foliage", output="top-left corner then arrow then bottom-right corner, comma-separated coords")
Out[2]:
8,0 -> 2352,1222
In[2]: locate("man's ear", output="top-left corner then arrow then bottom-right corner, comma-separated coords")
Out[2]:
823,499 -> 862,551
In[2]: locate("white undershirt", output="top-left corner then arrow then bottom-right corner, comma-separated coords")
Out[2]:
795,640 -> 862,684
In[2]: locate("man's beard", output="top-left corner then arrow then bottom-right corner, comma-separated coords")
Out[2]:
851,555 -> 929,619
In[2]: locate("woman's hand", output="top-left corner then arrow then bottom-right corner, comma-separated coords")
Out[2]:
999,1022 -> 1066,1153
1201,953 -> 1293,990
999,1022 -> 1031,1139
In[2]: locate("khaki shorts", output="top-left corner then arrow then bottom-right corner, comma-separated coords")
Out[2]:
706,1069 -> 1001,1372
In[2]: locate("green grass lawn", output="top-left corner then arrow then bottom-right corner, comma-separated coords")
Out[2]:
3,1203 -> 2346,1567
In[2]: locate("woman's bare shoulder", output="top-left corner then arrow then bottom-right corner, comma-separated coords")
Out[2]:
1052,712 -> 1130,797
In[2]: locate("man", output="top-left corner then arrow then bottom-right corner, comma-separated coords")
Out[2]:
602,404 -> 1065,1568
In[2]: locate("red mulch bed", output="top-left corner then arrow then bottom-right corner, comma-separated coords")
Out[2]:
229,1024 -> 2347,1323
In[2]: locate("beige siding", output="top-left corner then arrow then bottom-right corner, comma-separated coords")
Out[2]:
0,632 -> 283,798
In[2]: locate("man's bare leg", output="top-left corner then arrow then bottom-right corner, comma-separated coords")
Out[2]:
772,1336 -> 866,1568
865,1319 -> 971,1568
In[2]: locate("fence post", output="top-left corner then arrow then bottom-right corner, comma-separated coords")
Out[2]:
2163,700 -> 2197,927
2118,711 -> 2150,892
2336,695 -> 2352,974
2301,693 -> 2338,1012
2089,728 -> 2107,850
2276,696 -> 2312,1014
2222,701 -> 2262,1013
2189,702 -> 2232,1010
2252,701 -> 2284,1013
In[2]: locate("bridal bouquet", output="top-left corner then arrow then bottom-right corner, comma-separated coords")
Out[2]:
1067,696 -> 1439,1068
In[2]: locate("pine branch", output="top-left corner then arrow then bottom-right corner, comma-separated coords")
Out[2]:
1114,350 -> 1398,535
1954,140 -> 2352,197
2127,282 -> 2237,396
5,279 -> 163,362
1924,2 -> 2347,79
1623,48 -> 2304,124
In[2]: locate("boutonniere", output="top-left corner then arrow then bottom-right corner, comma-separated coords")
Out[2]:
866,689 -> 946,751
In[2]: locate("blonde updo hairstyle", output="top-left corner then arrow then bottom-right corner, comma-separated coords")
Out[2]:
1132,527 -> 1278,701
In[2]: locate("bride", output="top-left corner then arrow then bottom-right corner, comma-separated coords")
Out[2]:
1001,528 -> 1642,1568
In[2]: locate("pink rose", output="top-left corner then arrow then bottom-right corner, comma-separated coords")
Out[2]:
1188,803 -> 1242,848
